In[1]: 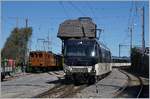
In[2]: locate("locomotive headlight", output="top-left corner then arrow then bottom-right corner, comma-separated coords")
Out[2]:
91,51 -> 95,57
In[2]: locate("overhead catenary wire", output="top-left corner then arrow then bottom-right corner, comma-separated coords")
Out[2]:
59,1 -> 70,19
69,1 -> 86,16
121,1 -> 135,45
127,1 -> 134,27
85,2 -> 95,18
119,1 -> 136,57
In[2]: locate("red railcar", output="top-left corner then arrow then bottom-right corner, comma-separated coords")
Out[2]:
1,59 -> 16,81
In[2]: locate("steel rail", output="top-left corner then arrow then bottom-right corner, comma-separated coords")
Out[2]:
114,69 -> 143,98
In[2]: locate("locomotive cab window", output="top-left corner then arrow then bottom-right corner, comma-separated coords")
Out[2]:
64,40 -> 96,57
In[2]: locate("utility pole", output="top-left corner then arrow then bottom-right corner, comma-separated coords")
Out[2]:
43,40 -> 51,52
43,40 -> 46,51
141,7 -> 145,55
50,28 -> 54,52
25,18 -> 28,28
119,44 -> 121,57
129,26 -> 133,54
37,38 -> 45,51
47,31 -> 51,51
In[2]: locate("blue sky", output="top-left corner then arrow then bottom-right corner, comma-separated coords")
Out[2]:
1,1 -> 149,57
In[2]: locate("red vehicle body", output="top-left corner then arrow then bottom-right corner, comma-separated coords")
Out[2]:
1,59 -> 16,81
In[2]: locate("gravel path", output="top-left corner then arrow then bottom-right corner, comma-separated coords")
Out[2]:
73,69 -> 128,98
1,71 -> 63,98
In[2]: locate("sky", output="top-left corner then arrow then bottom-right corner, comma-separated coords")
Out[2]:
1,1 -> 149,57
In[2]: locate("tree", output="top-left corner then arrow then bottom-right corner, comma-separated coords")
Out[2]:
1,27 -> 32,65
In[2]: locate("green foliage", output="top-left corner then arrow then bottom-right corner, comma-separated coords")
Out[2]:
1,27 -> 32,64
131,47 -> 149,75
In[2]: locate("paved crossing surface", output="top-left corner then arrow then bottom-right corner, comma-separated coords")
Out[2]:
1,71 -> 64,98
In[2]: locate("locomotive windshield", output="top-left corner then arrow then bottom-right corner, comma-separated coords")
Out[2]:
64,40 -> 96,57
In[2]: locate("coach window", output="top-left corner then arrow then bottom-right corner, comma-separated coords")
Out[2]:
109,52 -> 111,62
96,45 -> 99,57
107,52 -> 109,62
104,52 -> 107,62
101,49 -> 105,62
100,49 -> 103,61
104,51 -> 106,62
104,51 -> 107,62
107,52 -> 110,62
94,45 -> 97,57
98,48 -> 102,62
106,52 -> 108,62
100,49 -> 102,60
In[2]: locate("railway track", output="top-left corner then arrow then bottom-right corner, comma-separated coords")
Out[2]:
34,83 -> 87,98
34,69 -> 144,98
113,69 -> 143,98
34,72 -> 87,98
